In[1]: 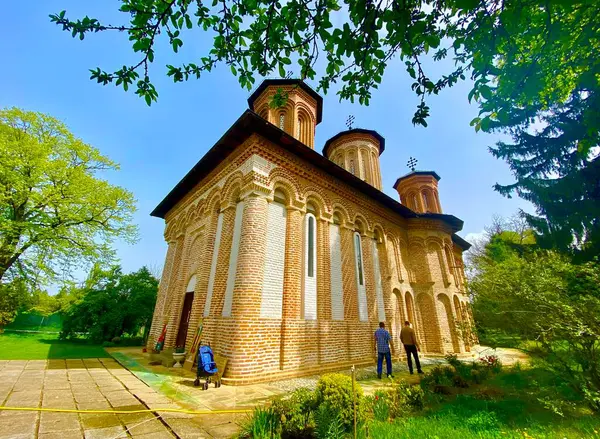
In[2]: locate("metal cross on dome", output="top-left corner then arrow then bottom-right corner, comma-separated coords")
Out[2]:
407,156 -> 418,172
285,70 -> 293,79
346,115 -> 355,130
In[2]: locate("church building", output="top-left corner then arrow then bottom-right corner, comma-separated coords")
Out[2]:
147,79 -> 474,384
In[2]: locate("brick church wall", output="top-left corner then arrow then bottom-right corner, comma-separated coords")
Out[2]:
148,134 -> 473,384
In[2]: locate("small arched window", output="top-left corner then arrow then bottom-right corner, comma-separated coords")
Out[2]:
422,191 -> 430,211
349,160 -> 356,175
412,195 -> 419,211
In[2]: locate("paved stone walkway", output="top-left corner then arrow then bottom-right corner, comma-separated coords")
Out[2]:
0,358 -> 243,439
0,346 -> 526,439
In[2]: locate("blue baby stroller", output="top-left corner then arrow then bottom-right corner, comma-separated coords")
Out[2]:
193,345 -> 220,390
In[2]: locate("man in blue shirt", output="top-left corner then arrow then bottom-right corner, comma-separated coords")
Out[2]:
374,322 -> 394,379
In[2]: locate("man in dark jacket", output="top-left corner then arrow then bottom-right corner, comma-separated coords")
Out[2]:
400,321 -> 423,374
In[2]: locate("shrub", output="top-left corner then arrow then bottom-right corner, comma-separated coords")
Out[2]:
315,374 -> 365,432
271,388 -> 316,438
391,381 -> 425,413
420,366 -> 455,393
314,404 -> 345,439
469,362 -> 490,384
239,407 -> 281,439
444,353 -> 461,368
452,374 -> 469,388
111,336 -> 121,344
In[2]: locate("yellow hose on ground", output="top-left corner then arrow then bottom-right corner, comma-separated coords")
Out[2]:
0,406 -> 252,415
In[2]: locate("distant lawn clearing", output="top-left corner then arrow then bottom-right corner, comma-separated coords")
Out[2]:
0,331 -> 109,360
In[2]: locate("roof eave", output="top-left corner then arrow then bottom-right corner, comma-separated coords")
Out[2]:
151,112 -> 464,236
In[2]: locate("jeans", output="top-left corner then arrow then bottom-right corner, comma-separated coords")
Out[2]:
377,351 -> 392,377
404,344 -> 422,373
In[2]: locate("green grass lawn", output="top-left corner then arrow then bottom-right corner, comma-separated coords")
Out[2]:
368,365 -> 600,439
0,331 -> 109,360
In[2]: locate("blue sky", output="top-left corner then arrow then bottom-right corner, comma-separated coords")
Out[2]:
0,1 -> 531,281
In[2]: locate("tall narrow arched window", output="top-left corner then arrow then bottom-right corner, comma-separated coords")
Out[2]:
297,109 -> 311,145
303,209 -> 317,320
279,113 -> 286,130
354,233 -> 364,286
422,192 -> 430,211
412,194 -> 419,211
349,160 -> 356,175
354,231 -> 368,321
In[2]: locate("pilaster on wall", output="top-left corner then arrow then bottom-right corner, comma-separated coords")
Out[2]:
164,235 -> 188,348
361,235 -> 377,324
317,218 -> 332,321
377,240 -> 395,328
231,194 -> 270,319
414,286 -> 443,354
340,226 -> 359,321
282,208 -> 303,320
281,206 -> 303,369
224,193 -> 270,374
208,205 -> 238,317
147,240 -> 177,349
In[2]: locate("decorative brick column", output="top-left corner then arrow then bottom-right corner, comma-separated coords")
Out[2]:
208,204 -> 238,317
223,192 -> 271,378
280,206 -> 303,370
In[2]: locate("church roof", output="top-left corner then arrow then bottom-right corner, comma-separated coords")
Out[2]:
452,234 -> 472,250
247,79 -> 323,124
393,170 -> 441,189
322,128 -> 386,156
150,110 -> 468,245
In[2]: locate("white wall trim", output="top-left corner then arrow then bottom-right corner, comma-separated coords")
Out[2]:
222,202 -> 244,317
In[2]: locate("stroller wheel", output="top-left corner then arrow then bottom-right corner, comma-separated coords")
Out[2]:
203,382 -> 209,391
193,379 -> 200,387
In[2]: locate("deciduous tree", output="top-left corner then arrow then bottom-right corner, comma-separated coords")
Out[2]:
0,108 -> 137,283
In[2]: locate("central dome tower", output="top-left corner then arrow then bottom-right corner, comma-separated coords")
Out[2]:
248,79 -> 323,149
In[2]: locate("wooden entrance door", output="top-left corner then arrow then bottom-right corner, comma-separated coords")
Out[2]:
176,292 -> 194,348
